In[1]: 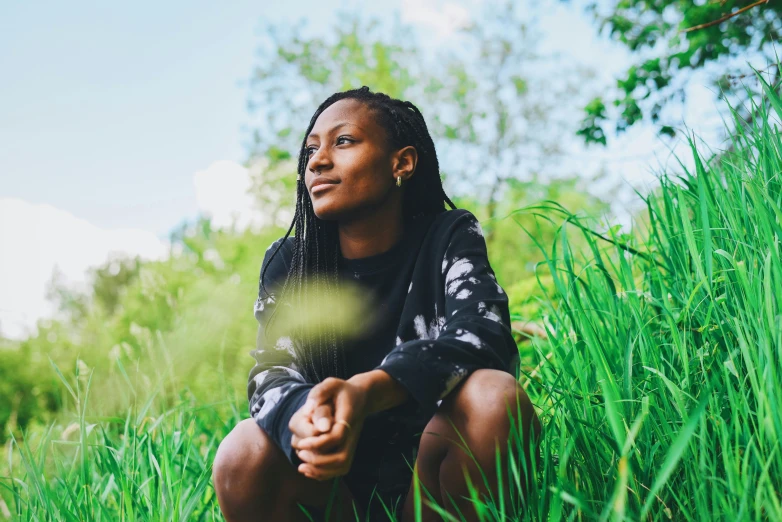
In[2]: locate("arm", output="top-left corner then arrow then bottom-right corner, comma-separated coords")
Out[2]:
347,369 -> 409,415
247,237 -> 314,466
372,210 -> 517,418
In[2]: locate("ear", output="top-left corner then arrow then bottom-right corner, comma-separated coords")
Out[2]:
391,145 -> 418,182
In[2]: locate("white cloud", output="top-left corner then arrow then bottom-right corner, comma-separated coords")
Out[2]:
193,159 -> 271,232
401,0 -> 473,40
0,198 -> 169,340
0,159 -> 281,341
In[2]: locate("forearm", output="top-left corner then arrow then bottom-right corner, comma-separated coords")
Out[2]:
348,369 -> 410,415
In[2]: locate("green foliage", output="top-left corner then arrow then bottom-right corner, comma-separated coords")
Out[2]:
2,362 -> 237,521
574,0 -> 782,144
247,12 -> 418,165
0,340 -> 59,443
245,1 -> 598,220
520,72 -> 782,519
3,83 -> 782,518
0,218 -> 287,439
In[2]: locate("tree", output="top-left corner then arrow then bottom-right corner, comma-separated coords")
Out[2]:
418,0 -> 599,241
243,1 -> 601,243
572,0 -> 782,145
244,13 -> 419,165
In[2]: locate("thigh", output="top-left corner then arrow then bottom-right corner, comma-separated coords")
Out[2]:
353,410 -> 436,520
230,418 -> 361,516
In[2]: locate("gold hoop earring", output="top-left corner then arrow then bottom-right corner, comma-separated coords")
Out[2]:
396,176 -> 402,187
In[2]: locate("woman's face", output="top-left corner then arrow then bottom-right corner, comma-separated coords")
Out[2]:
304,98 -> 408,222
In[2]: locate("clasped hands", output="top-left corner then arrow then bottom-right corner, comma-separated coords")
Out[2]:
289,377 -> 369,481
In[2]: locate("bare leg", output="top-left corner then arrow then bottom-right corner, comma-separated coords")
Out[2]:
213,418 -> 365,522
400,369 -> 540,522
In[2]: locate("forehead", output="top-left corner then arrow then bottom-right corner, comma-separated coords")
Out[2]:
307,98 -> 381,139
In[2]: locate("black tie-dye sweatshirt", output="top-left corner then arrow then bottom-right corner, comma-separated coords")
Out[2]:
247,208 -> 518,466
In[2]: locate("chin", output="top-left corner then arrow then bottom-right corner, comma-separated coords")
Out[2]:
310,199 -> 344,222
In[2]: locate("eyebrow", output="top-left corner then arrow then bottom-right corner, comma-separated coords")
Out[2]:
306,122 -> 362,141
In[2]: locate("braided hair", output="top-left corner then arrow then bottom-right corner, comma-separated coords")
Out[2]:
259,86 -> 457,383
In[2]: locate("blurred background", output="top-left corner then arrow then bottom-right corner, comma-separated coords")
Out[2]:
1,0 -> 780,519
3,0 -> 753,342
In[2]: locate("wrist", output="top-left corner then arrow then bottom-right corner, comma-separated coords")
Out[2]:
348,369 -> 409,415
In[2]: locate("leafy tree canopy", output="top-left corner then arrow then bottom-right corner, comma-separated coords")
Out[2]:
572,0 -> 781,145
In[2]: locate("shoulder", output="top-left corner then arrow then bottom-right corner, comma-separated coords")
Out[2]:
259,235 -> 295,291
262,235 -> 295,264
428,209 -> 485,242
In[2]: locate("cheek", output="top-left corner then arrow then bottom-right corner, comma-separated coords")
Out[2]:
343,151 -> 389,190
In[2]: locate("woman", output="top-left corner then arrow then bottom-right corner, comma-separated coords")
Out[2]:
212,87 -> 541,522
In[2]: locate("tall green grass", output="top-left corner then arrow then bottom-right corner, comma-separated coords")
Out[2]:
2,71 -> 781,521
516,69 -> 782,521
1,359 -> 242,521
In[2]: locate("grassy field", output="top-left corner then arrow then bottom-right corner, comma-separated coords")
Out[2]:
2,77 -> 781,521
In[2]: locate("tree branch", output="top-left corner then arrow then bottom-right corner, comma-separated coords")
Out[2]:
681,0 -> 770,33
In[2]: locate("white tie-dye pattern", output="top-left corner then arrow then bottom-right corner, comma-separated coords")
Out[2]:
445,257 -> 474,297
254,295 -> 275,315
446,258 -> 473,285
413,314 -> 446,340
455,330 -> 483,348
440,366 -> 469,398
270,365 -> 305,382
252,371 -> 269,389
455,288 -> 472,300
487,272 -> 505,294
408,281 -> 413,293
274,336 -> 296,357
442,258 -> 449,274
468,219 -> 484,237
485,304 -> 502,323
477,301 -> 503,323
396,336 -> 403,346
254,386 -> 288,420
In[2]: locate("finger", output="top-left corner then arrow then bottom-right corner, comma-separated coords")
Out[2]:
333,389 -> 356,431
306,378 -> 342,408
289,412 -> 318,440
298,463 -> 347,481
296,423 -> 349,452
296,448 -> 347,468
312,404 -> 333,433
298,463 -> 328,481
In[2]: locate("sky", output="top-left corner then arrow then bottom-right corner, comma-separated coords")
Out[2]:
0,0 -> 727,340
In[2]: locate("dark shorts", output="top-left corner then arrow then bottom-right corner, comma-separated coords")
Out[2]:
309,403 -> 430,522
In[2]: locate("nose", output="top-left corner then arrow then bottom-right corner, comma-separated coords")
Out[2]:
308,146 -> 332,173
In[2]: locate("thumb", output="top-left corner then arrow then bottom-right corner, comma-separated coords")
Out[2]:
334,386 -> 356,424
305,378 -> 341,412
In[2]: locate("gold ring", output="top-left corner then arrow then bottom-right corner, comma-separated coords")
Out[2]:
336,419 -> 352,430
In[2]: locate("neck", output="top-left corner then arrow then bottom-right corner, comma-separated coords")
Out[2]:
338,198 -> 404,260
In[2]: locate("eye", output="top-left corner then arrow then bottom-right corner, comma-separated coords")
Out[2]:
306,136 -> 352,157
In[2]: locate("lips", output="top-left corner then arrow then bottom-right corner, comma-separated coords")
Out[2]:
310,178 -> 339,195
310,178 -> 339,190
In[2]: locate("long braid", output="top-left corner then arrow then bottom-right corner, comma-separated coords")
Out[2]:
260,86 -> 457,383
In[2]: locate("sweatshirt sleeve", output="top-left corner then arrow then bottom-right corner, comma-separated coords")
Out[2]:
247,238 -> 314,467
374,210 -> 517,418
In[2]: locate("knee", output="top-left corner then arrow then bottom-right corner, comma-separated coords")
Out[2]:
452,369 -> 540,438
212,418 -> 278,512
